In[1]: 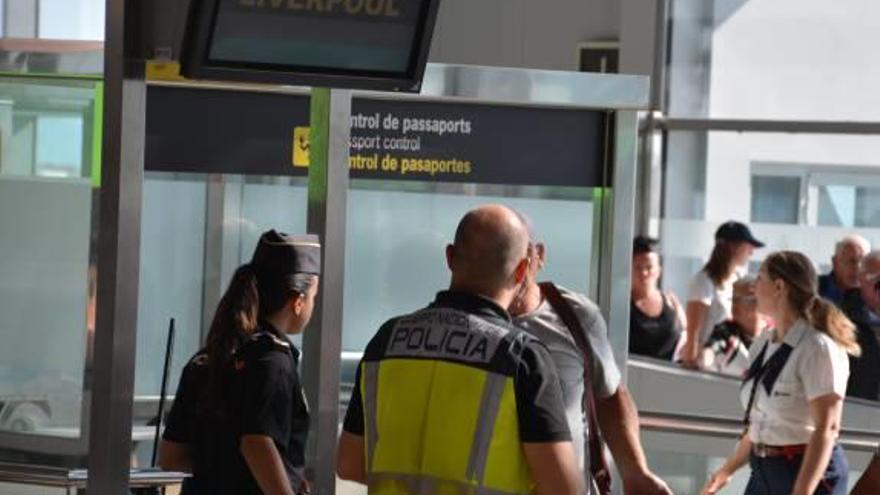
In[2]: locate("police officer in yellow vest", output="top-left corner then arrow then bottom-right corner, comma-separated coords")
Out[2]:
337,204 -> 583,495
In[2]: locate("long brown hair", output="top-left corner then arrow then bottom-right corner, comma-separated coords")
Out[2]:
203,264 -> 315,402
704,240 -> 737,286
763,251 -> 860,356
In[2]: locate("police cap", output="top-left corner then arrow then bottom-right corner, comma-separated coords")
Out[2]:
251,230 -> 322,277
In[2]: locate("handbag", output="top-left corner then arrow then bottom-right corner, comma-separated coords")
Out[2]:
539,282 -> 612,495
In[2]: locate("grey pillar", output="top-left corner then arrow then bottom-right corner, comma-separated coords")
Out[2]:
303,88 -> 351,495
600,110 -> 640,382
620,0 -> 659,82
86,0 -> 146,492
4,0 -> 38,38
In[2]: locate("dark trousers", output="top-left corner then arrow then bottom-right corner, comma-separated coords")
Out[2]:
745,444 -> 848,495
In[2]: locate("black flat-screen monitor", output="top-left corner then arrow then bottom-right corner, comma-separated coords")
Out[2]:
180,0 -> 441,92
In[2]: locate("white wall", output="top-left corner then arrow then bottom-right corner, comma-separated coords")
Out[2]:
663,0 -> 880,298
704,0 -> 880,221
709,0 -> 880,121
38,0 -> 104,40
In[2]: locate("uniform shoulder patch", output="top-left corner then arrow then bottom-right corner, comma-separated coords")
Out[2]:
234,331 -> 292,368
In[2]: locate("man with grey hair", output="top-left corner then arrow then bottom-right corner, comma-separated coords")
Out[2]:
819,234 -> 871,305
841,249 -> 880,400
509,211 -> 671,494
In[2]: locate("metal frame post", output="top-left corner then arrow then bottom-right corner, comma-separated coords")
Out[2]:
303,87 -> 351,495
599,110 -> 640,382
86,0 -> 146,492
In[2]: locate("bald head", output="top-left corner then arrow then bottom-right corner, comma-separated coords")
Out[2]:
449,205 -> 530,292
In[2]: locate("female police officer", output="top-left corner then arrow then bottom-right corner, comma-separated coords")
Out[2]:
159,230 -> 320,495
701,251 -> 859,495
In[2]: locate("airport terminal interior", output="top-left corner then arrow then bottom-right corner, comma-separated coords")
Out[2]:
1,0 -> 880,494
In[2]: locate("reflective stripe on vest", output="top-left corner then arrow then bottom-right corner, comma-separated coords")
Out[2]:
361,308 -> 534,495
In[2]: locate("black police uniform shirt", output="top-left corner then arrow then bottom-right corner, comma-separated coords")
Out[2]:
343,290 -> 571,444
163,326 -> 309,495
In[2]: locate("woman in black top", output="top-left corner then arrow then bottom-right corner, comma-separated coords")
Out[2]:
630,236 -> 687,360
159,230 -> 321,495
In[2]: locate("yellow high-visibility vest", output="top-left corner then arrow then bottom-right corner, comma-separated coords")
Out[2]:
360,306 -> 535,495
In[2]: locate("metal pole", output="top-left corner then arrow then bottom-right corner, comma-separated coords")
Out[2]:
651,0 -> 670,112
303,87 -> 351,495
599,110 -> 640,383
87,0 -> 146,492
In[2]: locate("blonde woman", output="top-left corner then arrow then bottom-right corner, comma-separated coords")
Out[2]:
702,251 -> 859,495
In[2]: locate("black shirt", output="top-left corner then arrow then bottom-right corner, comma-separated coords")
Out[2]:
705,320 -> 755,352
629,294 -> 681,360
343,290 -> 571,443
841,289 -> 880,401
163,327 -> 309,494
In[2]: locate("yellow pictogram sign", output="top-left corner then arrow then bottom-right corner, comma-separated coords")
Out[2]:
293,127 -> 311,167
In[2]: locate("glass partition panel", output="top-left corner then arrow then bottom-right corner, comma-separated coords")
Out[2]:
660,128 -> 880,396
132,173 -> 307,464
641,428 -> 873,494
135,174 -> 208,397
342,180 -> 596,355
668,0 -> 880,121
662,129 -> 880,299
0,76 -> 99,447
0,77 -> 98,180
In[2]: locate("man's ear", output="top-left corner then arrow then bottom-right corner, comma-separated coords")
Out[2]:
535,243 -> 547,268
445,244 -> 455,271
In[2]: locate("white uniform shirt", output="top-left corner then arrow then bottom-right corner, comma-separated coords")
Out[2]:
741,319 -> 850,446
687,271 -> 735,345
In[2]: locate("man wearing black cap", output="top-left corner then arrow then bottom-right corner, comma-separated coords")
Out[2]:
160,230 -> 321,495
682,221 -> 764,368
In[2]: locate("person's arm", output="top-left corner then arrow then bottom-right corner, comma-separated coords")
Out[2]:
157,439 -> 192,472
683,302 -> 709,368
667,292 -> 688,330
852,451 -> 880,495
791,394 -> 843,495
596,386 -> 672,495
701,434 -> 752,495
158,361 -> 196,473
240,435 -> 296,495
522,441 -> 583,495
338,359 -> 367,484
336,431 -> 366,483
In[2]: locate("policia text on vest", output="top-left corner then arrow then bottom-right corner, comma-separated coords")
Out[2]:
387,310 -> 506,363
